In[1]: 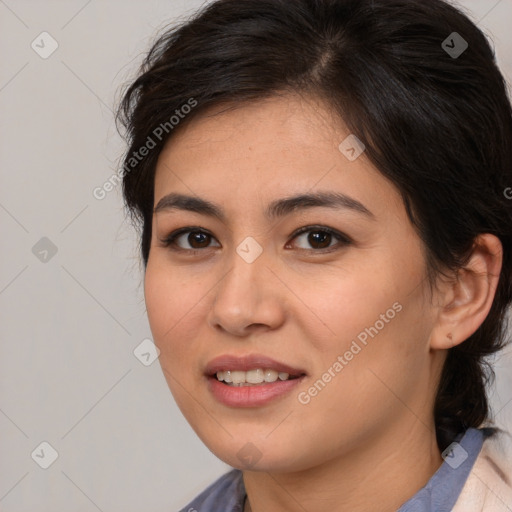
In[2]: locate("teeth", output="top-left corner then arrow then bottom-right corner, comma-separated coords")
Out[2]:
231,370 -> 246,384
264,369 -> 278,382
215,368 -> 294,385
247,369 -> 264,384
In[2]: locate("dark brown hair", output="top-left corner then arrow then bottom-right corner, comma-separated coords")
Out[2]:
115,0 -> 512,451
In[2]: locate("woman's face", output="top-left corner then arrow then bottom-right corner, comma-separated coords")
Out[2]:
145,94 -> 442,472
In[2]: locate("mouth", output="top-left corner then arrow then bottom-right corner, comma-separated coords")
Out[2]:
204,354 -> 307,387
205,355 -> 308,407
214,368 -> 304,386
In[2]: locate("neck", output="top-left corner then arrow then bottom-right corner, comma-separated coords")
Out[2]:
242,418 -> 443,512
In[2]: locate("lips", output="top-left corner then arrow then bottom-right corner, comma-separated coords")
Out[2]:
204,354 -> 307,378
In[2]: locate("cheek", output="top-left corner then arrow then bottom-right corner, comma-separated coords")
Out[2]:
291,295 -> 431,459
295,255 -> 431,399
144,262 -> 171,343
144,260 -> 206,411
144,259 -> 197,356
290,263 -> 402,353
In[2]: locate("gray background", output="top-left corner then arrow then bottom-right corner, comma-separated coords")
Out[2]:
1,1 -> 511,510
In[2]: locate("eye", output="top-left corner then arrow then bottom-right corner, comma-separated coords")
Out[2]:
287,225 -> 352,252
160,227 -> 220,252
159,225 -> 351,254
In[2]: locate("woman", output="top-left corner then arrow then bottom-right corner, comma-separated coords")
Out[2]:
115,0 -> 512,510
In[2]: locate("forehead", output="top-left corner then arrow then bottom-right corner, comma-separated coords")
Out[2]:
153,94 -> 403,218
155,94 -> 344,170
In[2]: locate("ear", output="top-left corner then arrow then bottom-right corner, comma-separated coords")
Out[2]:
430,234 -> 503,350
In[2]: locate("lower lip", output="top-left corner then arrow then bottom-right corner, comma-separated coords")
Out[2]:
207,375 -> 306,407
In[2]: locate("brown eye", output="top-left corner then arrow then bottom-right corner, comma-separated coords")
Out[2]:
161,228 -> 221,251
289,226 -> 351,252
186,231 -> 211,248
306,231 -> 332,249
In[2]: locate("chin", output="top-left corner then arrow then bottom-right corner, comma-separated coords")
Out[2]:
201,433 -> 312,473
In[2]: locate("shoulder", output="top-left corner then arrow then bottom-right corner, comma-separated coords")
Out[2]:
452,427 -> 512,512
178,469 -> 246,512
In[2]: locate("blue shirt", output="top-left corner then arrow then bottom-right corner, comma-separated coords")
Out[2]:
179,427 -> 488,512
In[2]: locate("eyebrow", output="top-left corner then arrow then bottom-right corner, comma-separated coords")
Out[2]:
153,191 -> 375,221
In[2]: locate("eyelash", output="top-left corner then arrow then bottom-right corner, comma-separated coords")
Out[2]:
159,225 -> 352,255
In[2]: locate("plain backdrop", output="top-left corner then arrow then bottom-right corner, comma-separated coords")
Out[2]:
1,1 -> 511,510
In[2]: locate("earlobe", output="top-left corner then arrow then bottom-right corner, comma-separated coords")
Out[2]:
430,234 -> 503,350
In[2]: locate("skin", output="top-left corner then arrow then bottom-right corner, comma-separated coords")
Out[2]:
144,93 -> 502,512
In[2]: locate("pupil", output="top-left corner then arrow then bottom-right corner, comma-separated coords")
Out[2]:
190,232 -> 209,248
309,231 -> 330,249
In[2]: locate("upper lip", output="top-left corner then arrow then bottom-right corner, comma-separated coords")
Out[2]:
205,354 -> 307,377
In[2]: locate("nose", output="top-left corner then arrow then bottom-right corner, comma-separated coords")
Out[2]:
207,247 -> 286,337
